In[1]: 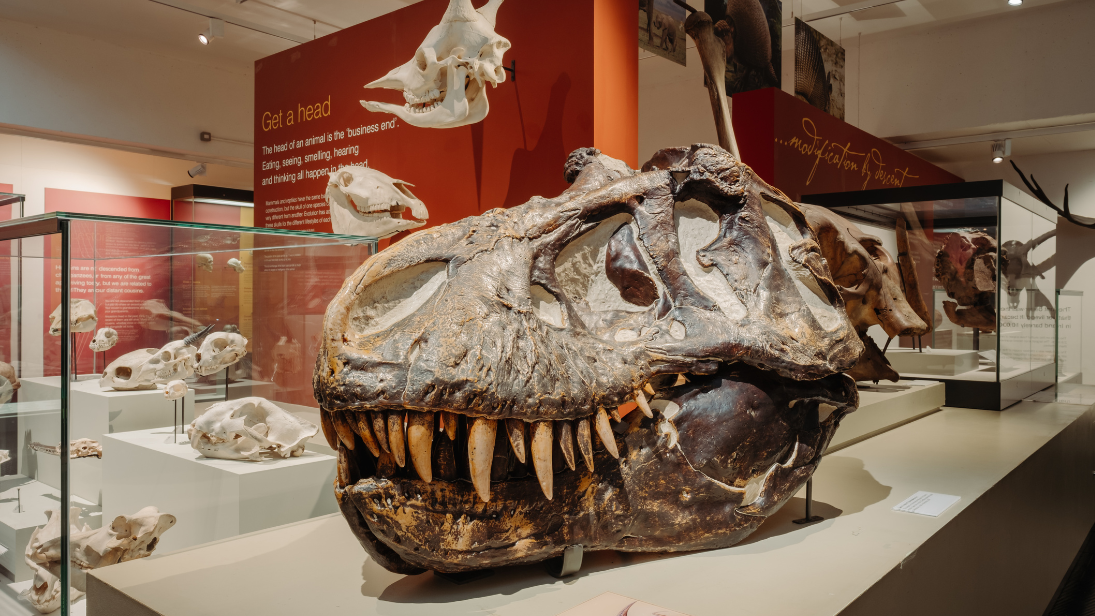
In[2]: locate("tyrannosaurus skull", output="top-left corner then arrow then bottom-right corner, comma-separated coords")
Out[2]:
315,144 -> 862,574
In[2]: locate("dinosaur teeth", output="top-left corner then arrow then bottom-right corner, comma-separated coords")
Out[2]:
505,418 -> 526,463
406,411 -> 434,483
595,408 -> 619,459
531,420 -> 554,500
634,389 -> 653,418
386,411 -> 406,468
352,412 -> 381,458
468,418 -> 497,502
332,411 -> 357,451
557,421 -> 576,471
576,418 -> 594,472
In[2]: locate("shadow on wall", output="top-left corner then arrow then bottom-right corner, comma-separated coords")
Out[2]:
1055,218 -> 1095,289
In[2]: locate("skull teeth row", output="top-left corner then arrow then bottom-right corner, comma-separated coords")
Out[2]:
328,404 -> 645,503
404,101 -> 441,114
402,88 -> 441,105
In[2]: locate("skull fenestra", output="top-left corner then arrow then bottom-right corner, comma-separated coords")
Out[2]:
327,167 -> 430,239
187,397 -> 318,461
48,299 -> 97,336
360,0 -> 511,129
314,144 -> 862,574
99,326 -> 215,390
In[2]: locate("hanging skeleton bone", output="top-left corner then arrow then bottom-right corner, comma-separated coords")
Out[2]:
327,167 -> 430,239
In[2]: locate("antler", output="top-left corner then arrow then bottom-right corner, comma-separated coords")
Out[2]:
1011,161 -> 1092,228
183,323 -> 216,347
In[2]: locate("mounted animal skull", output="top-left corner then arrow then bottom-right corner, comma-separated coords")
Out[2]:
23,506 -> 175,614
227,258 -> 245,273
360,0 -> 511,129
89,328 -> 119,352
48,299 -> 97,336
315,144 -> 861,574
799,204 -> 930,382
196,253 -> 214,273
163,379 -> 188,401
327,167 -> 429,239
30,438 -> 103,459
187,397 -> 318,461
0,360 -> 18,405
194,332 -> 248,376
99,326 -> 213,390
935,231 -> 1002,332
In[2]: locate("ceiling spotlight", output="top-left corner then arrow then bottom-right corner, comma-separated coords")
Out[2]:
188,163 -> 208,178
1007,0 -> 1022,5
198,18 -> 224,45
991,139 -> 1012,163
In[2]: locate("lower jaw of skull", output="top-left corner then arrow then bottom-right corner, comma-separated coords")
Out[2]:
333,399 -> 833,573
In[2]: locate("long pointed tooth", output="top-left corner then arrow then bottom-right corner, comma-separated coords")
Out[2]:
336,442 -> 358,488
332,411 -> 357,451
595,408 -> 619,459
505,418 -> 526,463
370,411 -> 390,453
352,414 -> 381,457
406,411 -> 434,483
531,421 -> 554,500
576,418 -> 594,472
468,418 -> 497,502
375,450 -> 398,478
634,390 -> 653,418
319,411 -> 339,450
643,383 -> 656,396
443,411 -> 458,441
557,421 -> 576,471
386,411 -> 406,467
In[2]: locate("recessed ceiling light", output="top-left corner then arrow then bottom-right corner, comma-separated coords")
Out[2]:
1008,0 -> 1022,6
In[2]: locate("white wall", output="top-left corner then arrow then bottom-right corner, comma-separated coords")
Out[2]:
0,19 -> 254,166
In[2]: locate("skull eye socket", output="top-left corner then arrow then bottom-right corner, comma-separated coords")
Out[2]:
115,367 -> 133,379
605,223 -> 657,307
338,171 -> 354,187
555,213 -> 658,317
349,262 -> 448,337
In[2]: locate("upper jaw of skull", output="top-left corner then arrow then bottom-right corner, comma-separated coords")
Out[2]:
327,167 -> 429,239
360,4 -> 511,129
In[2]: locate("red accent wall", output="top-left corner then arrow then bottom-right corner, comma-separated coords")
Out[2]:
44,188 -> 170,219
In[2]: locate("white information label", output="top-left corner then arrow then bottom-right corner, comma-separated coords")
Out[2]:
892,491 -> 960,517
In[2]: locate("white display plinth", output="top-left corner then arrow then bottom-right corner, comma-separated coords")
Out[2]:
886,348 -> 979,376
0,476 -> 100,582
101,427 -> 337,554
17,377 -> 194,505
829,380 -> 945,452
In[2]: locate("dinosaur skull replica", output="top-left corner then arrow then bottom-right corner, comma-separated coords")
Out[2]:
89,328 -> 119,352
163,379 -> 188,401
935,231 -> 1002,332
196,253 -> 214,273
48,299 -> 97,336
799,205 -> 930,382
187,397 -> 318,461
315,144 -> 862,574
23,506 -> 175,614
360,0 -> 511,129
327,167 -> 429,239
227,258 -> 245,273
194,332 -> 248,376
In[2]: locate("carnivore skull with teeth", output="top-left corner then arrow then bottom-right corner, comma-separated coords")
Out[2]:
327,167 -> 429,239
194,332 -> 248,376
315,144 -> 862,574
360,0 -> 511,129
89,328 -> 119,352
187,397 -> 319,461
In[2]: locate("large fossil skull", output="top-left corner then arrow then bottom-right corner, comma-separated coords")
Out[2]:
315,144 -> 861,574
48,299 -> 97,336
23,506 -> 175,613
360,0 -> 511,129
187,397 -> 318,461
194,332 -> 248,376
935,231 -> 1002,332
327,167 -> 429,239
799,205 -> 929,382
89,328 -> 119,352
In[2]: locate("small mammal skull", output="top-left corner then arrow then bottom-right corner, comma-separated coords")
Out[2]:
48,299 -> 97,336
163,379 -> 188,401
0,360 -> 18,406
187,397 -> 318,461
23,506 -> 175,613
196,253 -> 214,273
227,258 -> 245,273
89,328 -> 119,352
327,167 -> 429,239
360,0 -> 511,129
194,332 -> 248,377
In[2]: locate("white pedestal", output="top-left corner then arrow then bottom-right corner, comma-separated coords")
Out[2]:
829,380 -> 946,452
887,348 -> 979,376
101,428 -> 337,554
0,476 -> 100,582
17,377 -> 194,505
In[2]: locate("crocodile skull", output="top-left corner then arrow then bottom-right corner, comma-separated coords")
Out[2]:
48,299 -> 97,336
315,144 -> 861,574
89,328 -> 119,352
187,397 -> 318,461
360,0 -> 511,129
327,167 -> 429,239
194,332 -> 248,376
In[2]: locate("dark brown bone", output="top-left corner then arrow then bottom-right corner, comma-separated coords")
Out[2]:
606,224 -> 658,306
935,231 -> 1002,332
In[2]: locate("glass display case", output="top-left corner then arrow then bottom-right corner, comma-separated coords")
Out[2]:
1056,290 -> 1082,384
0,212 -> 375,615
803,180 -> 1058,410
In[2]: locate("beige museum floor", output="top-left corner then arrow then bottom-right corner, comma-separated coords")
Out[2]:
84,393 -> 1095,616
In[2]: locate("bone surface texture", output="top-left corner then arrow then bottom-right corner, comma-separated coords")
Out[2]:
89,328 -> 119,352
163,379 -> 188,400
187,397 -> 318,461
48,299 -> 97,336
327,167 -> 429,238
194,332 -> 248,376
314,144 -> 861,574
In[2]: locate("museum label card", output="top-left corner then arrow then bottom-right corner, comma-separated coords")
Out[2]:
557,592 -> 691,616
892,491 -> 960,517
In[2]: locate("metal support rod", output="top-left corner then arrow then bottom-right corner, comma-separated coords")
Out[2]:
70,333 -> 77,381
59,220 -> 71,615
793,478 -> 823,525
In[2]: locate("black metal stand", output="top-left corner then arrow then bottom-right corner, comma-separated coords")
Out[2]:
434,569 -> 494,585
973,328 -> 980,351
792,479 -> 823,525
502,59 -> 516,82
70,333 -> 77,381
173,398 -> 179,444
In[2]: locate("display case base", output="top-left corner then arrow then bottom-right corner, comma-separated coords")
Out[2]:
829,380 -> 945,452
101,427 -> 336,554
0,476 -> 100,582
87,400 -> 1095,616
886,349 -> 979,376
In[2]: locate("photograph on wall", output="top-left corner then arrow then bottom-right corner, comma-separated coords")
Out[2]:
639,0 -> 687,66
704,0 -> 781,95
795,18 -> 845,120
